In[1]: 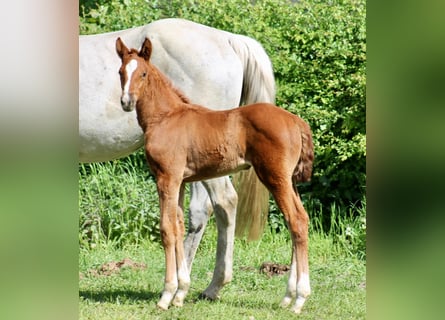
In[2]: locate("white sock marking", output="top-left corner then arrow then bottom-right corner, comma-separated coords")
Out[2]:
297,272 -> 311,297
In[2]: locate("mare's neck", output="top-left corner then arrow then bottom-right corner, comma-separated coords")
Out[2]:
136,63 -> 189,130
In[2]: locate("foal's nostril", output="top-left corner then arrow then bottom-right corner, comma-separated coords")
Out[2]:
120,94 -> 135,112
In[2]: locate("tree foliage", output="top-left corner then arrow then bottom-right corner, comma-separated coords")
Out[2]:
80,0 -> 366,215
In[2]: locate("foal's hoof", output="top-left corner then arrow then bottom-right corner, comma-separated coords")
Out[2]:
280,296 -> 306,314
290,305 -> 303,314
290,296 -> 307,314
172,301 -> 183,307
279,297 -> 292,308
156,301 -> 169,310
172,297 -> 184,307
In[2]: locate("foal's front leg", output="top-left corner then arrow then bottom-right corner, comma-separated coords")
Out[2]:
156,178 -> 190,310
172,184 -> 190,307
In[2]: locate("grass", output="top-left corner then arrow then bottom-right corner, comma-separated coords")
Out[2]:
79,222 -> 365,319
79,153 -> 162,247
79,154 -> 366,318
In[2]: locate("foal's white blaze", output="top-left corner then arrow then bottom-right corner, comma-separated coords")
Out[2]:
122,59 -> 138,101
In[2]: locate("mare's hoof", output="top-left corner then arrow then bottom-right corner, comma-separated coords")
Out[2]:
198,292 -> 219,301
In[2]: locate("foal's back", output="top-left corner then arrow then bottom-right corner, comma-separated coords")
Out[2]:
188,102 -> 308,147
164,102 -> 309,182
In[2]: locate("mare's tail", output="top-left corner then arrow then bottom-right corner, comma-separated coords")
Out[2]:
294,120 -> 314,184
228,34 -> 275,241
228,34 -> 276,105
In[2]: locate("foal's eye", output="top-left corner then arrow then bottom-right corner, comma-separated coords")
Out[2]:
142,72 -> 147,78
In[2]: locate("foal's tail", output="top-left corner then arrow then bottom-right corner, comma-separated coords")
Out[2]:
229,34 -> 275,241
294,120 -> 314,184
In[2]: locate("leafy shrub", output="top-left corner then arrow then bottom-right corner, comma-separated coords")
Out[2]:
79,150 -> 161,247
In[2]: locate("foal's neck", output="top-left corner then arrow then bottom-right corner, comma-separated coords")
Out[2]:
137,63 -> 190,129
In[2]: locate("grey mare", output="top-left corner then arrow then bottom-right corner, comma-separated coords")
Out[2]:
79,18 -> 275,300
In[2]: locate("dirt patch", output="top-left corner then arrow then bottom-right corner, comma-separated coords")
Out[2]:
259,262 -> 290,277
80,258 -> 147,279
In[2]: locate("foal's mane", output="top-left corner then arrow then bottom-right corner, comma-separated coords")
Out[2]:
160,75 -> 191,104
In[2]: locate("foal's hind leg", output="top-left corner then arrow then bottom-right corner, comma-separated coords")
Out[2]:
200,177 -> 237,300
269,182 -> 310,314
183,182 -> 212,273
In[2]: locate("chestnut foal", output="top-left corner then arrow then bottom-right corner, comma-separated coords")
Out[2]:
115,37 -> 314,314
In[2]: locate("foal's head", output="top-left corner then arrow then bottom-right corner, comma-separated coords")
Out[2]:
115,37 -> 153,112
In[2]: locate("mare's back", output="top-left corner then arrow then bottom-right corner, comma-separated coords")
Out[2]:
79,19 -> 244,162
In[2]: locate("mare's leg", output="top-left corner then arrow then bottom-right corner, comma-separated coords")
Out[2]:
200,176 -> 237,300
183,182 -> 212,273
156,176 -> 190,310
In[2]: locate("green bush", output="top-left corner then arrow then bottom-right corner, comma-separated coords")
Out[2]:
79,150 -> 162,247
79,0 -> 365,244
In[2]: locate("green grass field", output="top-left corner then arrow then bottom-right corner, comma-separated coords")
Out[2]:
79,155 -> 366,319
79,222 -> 365,319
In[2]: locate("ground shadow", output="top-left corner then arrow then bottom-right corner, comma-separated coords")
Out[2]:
80,288 -> 281,311
79,289 -> 159,303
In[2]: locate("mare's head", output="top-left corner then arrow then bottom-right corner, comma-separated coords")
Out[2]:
115,37 -> 153,112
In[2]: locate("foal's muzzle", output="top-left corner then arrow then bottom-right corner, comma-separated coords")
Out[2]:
120,92 -> 136,112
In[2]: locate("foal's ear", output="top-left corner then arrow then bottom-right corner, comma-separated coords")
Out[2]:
139,38 -> 152,61
115,37 -> 128,59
